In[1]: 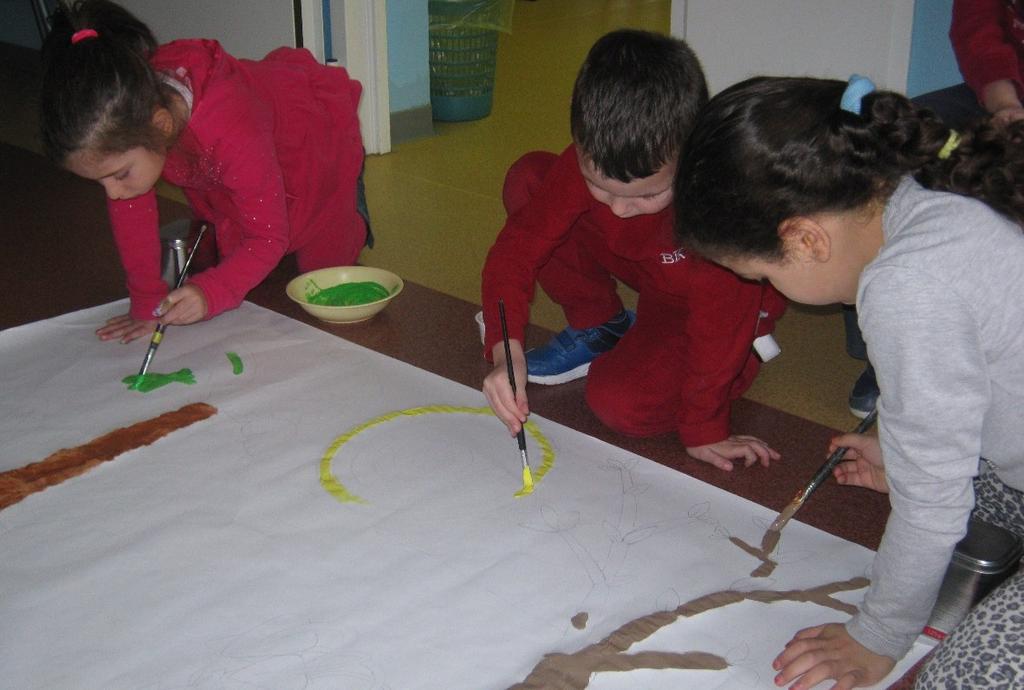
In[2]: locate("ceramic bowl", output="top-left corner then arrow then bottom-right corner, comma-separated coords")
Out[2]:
285,266 -> 403,323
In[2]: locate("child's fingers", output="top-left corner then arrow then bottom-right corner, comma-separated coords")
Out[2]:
482,369 -> 526,434
709,455 -> 735,472
152,294 -> 174,318
512,386 -> 530,418
727,436 -> 777,468
96,322 -> 128,341
159,287 -> 206,325
120,320 -> 155,343
103,313 -> 134,327
96,315 -> 155,343
96,313 -> 135,339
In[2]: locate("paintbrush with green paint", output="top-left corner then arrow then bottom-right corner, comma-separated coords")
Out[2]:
498,299 -> 534,492
131,224 -> 208,389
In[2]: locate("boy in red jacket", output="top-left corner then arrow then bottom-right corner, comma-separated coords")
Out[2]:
480,29 -> 786,471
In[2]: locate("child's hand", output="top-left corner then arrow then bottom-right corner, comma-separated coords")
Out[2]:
155,284 -> 208,326
686,435 -> 780,472
772,622 -> 895,690
992,106 -> 1024,128
831,433 -> 888,494
96,313 -> 157,343
482,339 -> 529,436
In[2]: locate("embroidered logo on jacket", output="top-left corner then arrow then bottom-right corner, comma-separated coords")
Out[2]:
660,248 -> 687,264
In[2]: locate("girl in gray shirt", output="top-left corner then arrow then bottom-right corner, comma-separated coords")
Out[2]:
674,74 -> 1024,689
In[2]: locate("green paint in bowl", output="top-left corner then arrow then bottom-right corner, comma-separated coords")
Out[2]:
304,280 -> 391,307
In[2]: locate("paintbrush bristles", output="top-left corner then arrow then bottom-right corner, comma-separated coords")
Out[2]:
522,465 -> 534,489
767,498 -> 801,534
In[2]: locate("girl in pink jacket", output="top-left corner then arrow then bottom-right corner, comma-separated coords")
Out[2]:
41,0 -> 369,343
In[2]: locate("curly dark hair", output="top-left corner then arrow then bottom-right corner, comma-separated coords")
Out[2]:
674,76 -> 1024,261
571,29 -> 707,182
40,0 -> 172,163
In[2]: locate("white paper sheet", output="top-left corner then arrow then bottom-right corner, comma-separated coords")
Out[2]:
0,301 -> 932,689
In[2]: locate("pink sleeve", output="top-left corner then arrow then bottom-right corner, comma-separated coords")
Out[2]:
107,190 -> 167,320
186,118 -> 290,318
951,0 -> 1023,101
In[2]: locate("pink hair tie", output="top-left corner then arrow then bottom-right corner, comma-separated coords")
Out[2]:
71,29 -> 99,44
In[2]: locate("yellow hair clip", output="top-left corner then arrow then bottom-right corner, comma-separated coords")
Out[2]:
938,130 -> 961,160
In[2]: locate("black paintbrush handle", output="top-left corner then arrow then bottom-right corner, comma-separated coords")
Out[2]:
498,299 -> 517,394
172,224 -> 207,290
800,408 -> 879,503
497,299 -> 529,456
136,225 -> 208,380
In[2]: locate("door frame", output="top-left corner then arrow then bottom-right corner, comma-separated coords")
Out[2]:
298,0 -> 391,154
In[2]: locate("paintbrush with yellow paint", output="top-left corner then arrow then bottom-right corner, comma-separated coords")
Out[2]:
762,408 -> 878,554
498,299 -> 534,494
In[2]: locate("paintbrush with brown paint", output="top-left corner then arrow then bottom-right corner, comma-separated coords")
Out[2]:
761,408 -> 879,554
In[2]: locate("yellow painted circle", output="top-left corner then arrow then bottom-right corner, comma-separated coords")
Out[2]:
319,405 -> 554,504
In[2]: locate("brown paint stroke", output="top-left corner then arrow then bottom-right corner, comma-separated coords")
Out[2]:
760,526 -> 782,555
735,501 -> 803,578
0,402 -> 217,510
510,576 -> 868,690
730,536 -> 779,578
762,500 -> 799,552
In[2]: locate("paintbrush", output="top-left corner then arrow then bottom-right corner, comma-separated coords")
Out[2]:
132,224 -> 208,387
498,299 -> 534,492
761,408 -> 879,553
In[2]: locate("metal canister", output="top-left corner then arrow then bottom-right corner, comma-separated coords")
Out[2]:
925,517 -> 1023,638
159,220 -> 192,288
159,219 -> 212,288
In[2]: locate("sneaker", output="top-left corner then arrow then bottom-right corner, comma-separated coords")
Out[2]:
526,310 -> 636,385
848,363 -> 879,419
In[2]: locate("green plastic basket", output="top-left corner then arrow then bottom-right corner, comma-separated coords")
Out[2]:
428,0 -> 510,122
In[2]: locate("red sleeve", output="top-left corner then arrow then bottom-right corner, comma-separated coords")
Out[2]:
184,97 -> 290,318
951,0 -> 1023,101
480,147 -> 590,359
668,257 -> 770,447
107,190 -> 168,320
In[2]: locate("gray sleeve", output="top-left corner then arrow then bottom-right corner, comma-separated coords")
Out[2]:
846,266 -> 986,659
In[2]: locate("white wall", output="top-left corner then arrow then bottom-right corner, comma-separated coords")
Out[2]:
119,0 -> 296,60
672,0 -> 916,95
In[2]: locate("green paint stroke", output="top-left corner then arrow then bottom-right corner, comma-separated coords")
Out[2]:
123,368 -> 196,393
304,279 -> 390,307
226,351 -> 244,375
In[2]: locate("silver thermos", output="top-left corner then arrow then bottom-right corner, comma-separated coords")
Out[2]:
159,219 -> 209,288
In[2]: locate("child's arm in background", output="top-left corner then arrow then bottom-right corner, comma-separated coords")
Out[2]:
482,338 -> 529,436
673,259 -> 784,470
98,189 -> 167,342
480,148 -> 589,364
951,0 -> 1024,125
479,148 -> 591,422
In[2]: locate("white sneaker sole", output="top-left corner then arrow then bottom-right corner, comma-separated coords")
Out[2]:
848,406 -> 874,420
527,361 -> 591,385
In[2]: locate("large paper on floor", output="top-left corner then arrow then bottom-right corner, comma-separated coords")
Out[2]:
0,302 -> 931,689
